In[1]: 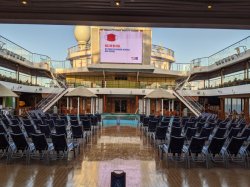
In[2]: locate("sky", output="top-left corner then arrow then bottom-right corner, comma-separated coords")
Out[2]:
0,24 -> 249,63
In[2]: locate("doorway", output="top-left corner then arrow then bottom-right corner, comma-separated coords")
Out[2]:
115,99 -> 127,113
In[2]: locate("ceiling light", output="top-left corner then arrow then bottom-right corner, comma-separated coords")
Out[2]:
111,0 -> 122,7
115,1 -> 120,7
208,5 -> 212,9
21,0 -> 28,5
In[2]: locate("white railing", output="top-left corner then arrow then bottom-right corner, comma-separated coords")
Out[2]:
34,72 -> 69,114
174,73 -> 203,117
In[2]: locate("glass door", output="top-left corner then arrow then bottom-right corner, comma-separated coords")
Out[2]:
115,99 -> 127,113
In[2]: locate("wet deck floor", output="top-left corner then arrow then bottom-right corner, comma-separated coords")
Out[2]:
0,126 -> 250,187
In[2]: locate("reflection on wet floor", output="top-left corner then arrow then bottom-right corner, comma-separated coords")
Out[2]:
0,125 -> 250,187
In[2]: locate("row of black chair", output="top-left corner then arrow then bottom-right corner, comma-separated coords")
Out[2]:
160,135 -> 250,168
0,132 -> 80,164
139,115 -> 250,168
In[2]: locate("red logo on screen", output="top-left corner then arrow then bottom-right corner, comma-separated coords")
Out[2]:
106,34 -> 116,42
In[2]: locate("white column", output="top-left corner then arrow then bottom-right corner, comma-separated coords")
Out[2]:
77,97 -> 80,116
70,97 -> 72,108
90,98 -> 93,114
96,97 -> 99,113
147,99 -> 150,116
12,97 -> 15,109
93,98 -> 95,114
143,99 -> 146,114
139,99 -> 143,114
168,100 -> 171,112
92,98 -> 94,114
172,100 -> 174,111
161,99 -> 163,116
99,98 -> 103,113
146,99 -> 148,115
2,97 -> 6,108
66,97 -> 69,110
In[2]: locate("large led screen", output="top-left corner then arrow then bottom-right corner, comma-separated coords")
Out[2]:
100,30 -> 142,63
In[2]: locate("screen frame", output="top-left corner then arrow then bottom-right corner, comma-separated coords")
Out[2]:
99,29 -> 143,64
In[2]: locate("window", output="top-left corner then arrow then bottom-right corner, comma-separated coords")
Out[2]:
115,76 -> 127,80
226,98 -> 244,114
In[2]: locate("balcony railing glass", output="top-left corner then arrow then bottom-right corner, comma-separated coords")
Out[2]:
191,36 -> 250,67
0,35 -> 51,65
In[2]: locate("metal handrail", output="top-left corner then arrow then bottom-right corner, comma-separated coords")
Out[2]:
36,91 -> 58,109
36,70 -> 67,110
0,35 -> 51,64
41,88 -> 69,112
181,90 -> 203,112
174,70 -> 203,116
191,36 -> 250,67
177,91 -> 201,113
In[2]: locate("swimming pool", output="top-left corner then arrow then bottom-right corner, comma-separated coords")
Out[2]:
101,114 -> 139,127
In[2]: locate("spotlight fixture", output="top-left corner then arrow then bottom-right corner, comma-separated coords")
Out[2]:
112,0 -> 123,7
207,4 -> 212,9
115,1 -> 120,6
21,0 -> 28,5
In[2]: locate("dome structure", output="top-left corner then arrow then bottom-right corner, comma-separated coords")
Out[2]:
74,25 -> 91,44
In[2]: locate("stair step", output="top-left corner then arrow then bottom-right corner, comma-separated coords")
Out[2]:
173,90 -> 202,117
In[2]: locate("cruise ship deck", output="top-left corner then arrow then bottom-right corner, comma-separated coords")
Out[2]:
0,125 -> 249,187
1,2 -> 250,186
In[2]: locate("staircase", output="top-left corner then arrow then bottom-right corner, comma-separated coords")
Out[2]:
173,74 -> 203,117
37,88 -> 69,113
31,73 -> 69,116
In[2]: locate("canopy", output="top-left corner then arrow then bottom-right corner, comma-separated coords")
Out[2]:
144,88 -> 175,99
65,87 -> 97,97
0,83 -> 18,97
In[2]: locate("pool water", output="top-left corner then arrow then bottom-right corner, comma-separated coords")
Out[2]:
102,119 -> 139,127
102,114 -> 139,127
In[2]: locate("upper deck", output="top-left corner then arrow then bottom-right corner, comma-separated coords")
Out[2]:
189,36 -> 250,78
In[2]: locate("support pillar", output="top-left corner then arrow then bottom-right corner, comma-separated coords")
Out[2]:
155,99 -> 157,115
93,98 -> 95,114
168,100 -> 171,112
179,101 -> 182,117
77,97 -> 80,116
16,65 -> 19,82
172,100 -> 174,111
70,97 -> 72,114
135,96 -> 139,113
246,61 -> 249,80
96,97 -> 99,113
103,95 -> 106,113
83,98 -> 85,114
220,98 -> 225,119
221,69 -> 224,86
15,97 -> 19,115
161,99 -> 163,116
143,99 -> 146,114
146,99 -> 150,116
244,98 -> 249,122
66,97 -> 69,110
3,97 -> 6,108
90,98 -> 93,114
